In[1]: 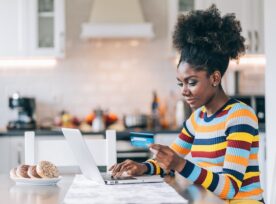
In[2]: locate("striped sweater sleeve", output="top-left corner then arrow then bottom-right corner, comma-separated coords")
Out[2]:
143,114 -> 195,175
178,105 -> 258,199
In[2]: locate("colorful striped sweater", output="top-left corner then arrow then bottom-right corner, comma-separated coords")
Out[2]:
144,98 -> 264,201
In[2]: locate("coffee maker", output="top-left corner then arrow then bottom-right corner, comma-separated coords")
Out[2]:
7,93 -> 36,130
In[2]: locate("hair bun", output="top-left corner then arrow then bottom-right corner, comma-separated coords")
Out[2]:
173,4 -> 245,60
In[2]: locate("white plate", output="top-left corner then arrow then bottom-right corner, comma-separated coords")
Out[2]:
10,176 -> 62,186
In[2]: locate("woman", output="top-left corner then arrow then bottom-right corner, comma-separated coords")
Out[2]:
111,5 -> 264,203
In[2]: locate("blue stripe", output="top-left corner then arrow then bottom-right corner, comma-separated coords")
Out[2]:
180,160 -> 194,178
183,121 -> 195,138
225,124 -> 258,136
175,138 -> 192,149
227,181 -> 236,199
241,182 -> 261,191
251,147 -> 259,154
226,147 -> 250,158
246,165 -> 259,172
222,168 -> 244,181
187,165 -> 202,182
193,156 -> 225,164
193,136 -> 226,145
197,114 -> 228,126
208,173 -> 219,191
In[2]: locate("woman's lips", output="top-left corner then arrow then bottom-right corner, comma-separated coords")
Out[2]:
186,98 -> 196,104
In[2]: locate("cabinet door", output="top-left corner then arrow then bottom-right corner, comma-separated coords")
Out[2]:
195,0 -> 264,54
0,0 -> 28,57
10,137 -> 25,169
0,137 -> 11,173
29,0 -> 65,57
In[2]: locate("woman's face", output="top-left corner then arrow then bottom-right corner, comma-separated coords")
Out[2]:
176,62 -> 218,109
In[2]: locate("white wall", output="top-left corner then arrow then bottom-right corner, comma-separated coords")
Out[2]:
264,0 -> 276,203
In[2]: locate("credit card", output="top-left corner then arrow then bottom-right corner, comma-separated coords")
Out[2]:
130,132 -> 154,148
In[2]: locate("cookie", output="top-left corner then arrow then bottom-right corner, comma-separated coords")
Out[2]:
16,164 -> 30,178
36,161 -> 59,178
27,165 -> 41,178
9,167 -> 18,178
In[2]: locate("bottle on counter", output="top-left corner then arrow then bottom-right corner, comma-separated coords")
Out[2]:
151,91 -> 161,130
92,108 -> 105,132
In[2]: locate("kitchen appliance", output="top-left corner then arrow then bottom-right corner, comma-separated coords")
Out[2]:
7,93 -> 36,130
80,0 -> 154,39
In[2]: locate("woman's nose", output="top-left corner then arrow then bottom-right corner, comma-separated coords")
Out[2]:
181,85 -> 190,96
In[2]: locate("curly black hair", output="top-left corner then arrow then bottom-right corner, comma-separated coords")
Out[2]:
173,5 -> 245,76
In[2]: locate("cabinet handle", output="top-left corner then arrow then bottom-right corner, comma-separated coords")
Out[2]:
254,30 -> 259,52
247,31 -> 253,52
17,143 -> 22,165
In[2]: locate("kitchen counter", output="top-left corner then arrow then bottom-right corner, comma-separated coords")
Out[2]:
0,124 -> 266,138
0,173 -> 226,204
0,129 -> 182,139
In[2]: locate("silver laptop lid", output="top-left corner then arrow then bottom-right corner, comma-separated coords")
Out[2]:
62,128 -> 105,184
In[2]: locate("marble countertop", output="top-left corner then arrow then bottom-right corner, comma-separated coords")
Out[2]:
0,173 -> 226,204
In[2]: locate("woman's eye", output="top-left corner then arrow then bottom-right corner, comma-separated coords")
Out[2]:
177,83 -> 183,87
188,81 -> 197,86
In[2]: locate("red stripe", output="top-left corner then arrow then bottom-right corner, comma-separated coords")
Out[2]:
228,140 -> 251,151
242,176 -> 260,187
179,132 -> 193,143
194,168 -> 207,184
252,141 -> 259,147
229,176 -> 239,194
216,109 -> 230,117
199,111 -> 204,118
192,149 -> 226,158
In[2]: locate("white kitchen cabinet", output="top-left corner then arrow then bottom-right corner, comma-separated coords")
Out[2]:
194,0 -> 264,54
0,0 -> 65,58
168,0 -> 264,54
28,0 -> 65,57
9,137 -> 25,169
0,137 -> 11,173
0,0 -> 28,57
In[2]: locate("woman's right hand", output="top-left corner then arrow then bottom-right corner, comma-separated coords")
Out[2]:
109,159 -> 148,178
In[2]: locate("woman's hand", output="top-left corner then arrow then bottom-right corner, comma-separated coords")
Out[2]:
109,159 -> 148,178
149,144 -> 186,172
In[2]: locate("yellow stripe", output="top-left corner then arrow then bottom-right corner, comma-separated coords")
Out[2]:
202,171 -> 213,188
191,115 -> 226,132
253,135 -> 259,142
192,142 -> 227,152
226,174 -> 242,187
243,172 -> 260,180
234,188 -> 263,199
170,143 -> 190,155
227,132 -> 254,143
181,128 -> 193,138
156,165 -> 161,174
227,109 -> 258,123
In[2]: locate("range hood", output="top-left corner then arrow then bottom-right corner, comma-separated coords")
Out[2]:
80,0 -> 154,39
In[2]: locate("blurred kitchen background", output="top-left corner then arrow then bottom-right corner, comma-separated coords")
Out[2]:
0,0 -> 265,132
0,0 -> 268,199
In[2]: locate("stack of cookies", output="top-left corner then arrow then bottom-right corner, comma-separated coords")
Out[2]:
10,161 -> 59,179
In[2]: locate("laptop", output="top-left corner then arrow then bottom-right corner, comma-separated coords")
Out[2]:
61,128 -> 163,185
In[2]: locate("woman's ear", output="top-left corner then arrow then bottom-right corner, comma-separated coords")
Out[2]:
210,71 -> 222,87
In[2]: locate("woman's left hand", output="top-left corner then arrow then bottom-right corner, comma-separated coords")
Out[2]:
149,144 -> 186,172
